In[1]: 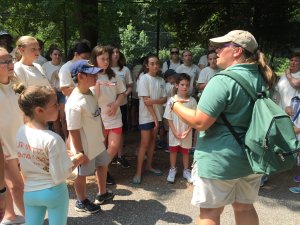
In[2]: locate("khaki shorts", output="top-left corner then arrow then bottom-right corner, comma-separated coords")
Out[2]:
191,161 -> 262,208
76,150 -> 111,176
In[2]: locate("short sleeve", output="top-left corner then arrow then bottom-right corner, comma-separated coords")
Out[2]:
163,99 -> 172,120
138,76 -> 150,97
198,76 -> 229,118
48,136 -> 73,184
124,67 -> 133,85
65,103 -> 82,130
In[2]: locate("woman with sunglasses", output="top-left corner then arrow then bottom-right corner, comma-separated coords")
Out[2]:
162,47 -> 182,75
170,30 -> 277,225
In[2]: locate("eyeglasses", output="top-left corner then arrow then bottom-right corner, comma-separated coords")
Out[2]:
0,59 -> 13,65
171,51 -> 179,55
217,43 -> 241,50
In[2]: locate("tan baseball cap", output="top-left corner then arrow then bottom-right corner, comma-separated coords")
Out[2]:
209,30 -> 258,54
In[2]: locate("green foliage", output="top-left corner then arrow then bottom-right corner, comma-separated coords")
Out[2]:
272,57 -> 290,74
119,22 -> 152,65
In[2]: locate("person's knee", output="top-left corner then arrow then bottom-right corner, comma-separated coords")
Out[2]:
200,207 -> 224,219
232,202 -> 255,212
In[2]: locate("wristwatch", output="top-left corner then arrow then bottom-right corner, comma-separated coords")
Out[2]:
0,186 -> 6,196
169,97 -> 177,110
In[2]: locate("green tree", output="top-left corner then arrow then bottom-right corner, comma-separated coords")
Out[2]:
119,22 -> 151,65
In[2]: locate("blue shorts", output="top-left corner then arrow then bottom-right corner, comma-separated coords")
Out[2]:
56,91 -> 66,104
139,122 -> 155,131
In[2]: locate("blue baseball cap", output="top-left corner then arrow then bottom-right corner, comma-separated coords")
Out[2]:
70,60 -> 102,81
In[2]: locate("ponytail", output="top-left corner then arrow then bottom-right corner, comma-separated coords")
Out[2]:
244,50 -> 277,90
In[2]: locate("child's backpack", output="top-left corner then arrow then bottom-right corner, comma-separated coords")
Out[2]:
219,71 -> 299,175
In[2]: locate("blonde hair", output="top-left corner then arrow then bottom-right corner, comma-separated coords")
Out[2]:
15,36 -> 38,58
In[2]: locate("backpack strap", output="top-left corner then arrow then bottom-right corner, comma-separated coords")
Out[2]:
167,60 -> 171,70
220,113 -> 245,148
217,70 -> 260,149
218,70 -> 258,101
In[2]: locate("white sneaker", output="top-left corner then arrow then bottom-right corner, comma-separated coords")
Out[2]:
167,167 -> 177,183
183,169 -> 193,183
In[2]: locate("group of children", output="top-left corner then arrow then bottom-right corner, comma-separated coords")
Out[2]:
2,33 -> 299,225
0,34 -> 210,225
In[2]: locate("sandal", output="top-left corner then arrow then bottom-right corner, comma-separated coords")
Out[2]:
147,168 -> 163,176
132,175 -> 141,184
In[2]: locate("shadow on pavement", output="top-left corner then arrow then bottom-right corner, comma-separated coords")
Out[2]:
64,199 -> 192,225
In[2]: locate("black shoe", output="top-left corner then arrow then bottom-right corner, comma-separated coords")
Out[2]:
117,156 -> 131,168
94,191 -> 115,205
75,199 -> 101,214
107,173 -> 116,185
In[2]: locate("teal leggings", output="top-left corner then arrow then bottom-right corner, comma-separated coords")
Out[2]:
24,182 -> 69,225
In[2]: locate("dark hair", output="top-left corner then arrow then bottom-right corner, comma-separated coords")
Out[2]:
15,85 -> 55,119
176,73 -> 190,84
207,50 -> 216,58
291,52 -> 300,59
109,44 -> 124,71
90,45 -> 116,80
145,54 -> 159,65
67,42 -> 91,61
170,47 -> 179,52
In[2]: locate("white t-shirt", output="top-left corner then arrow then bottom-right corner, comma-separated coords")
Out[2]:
175,64 -> 200,95
16,125 -> 73,192
34,55 -> 48,66
197,67 -> 219,84
198,55 -> 208,67
42,61 -> 63,81
138,73 -> 166,124
277,71 -> 300,110
96,74 -> 126,129
14,62 -> 50,87
111,66 -> 133,106
165,82 -> 175,101
58,61 -> 75,89
162,60 -> 181,74
164,95 -> 197,148
0,83 -> 23,160
65,88 -> 106,160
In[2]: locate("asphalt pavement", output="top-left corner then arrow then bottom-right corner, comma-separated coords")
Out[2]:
46,130 -> 300,225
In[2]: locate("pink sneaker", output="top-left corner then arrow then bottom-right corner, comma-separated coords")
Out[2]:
293,176 -> 300,183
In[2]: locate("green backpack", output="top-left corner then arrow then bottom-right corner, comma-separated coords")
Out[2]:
219,71 -> 299,175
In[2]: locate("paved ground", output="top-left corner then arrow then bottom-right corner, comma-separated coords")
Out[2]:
45,130 -> 299,225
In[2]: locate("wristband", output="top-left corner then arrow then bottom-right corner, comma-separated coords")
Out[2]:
0,187 -> 6,196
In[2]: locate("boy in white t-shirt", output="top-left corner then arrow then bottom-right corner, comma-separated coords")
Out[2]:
164,73 -> 197,183
65,60 -> 114,214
